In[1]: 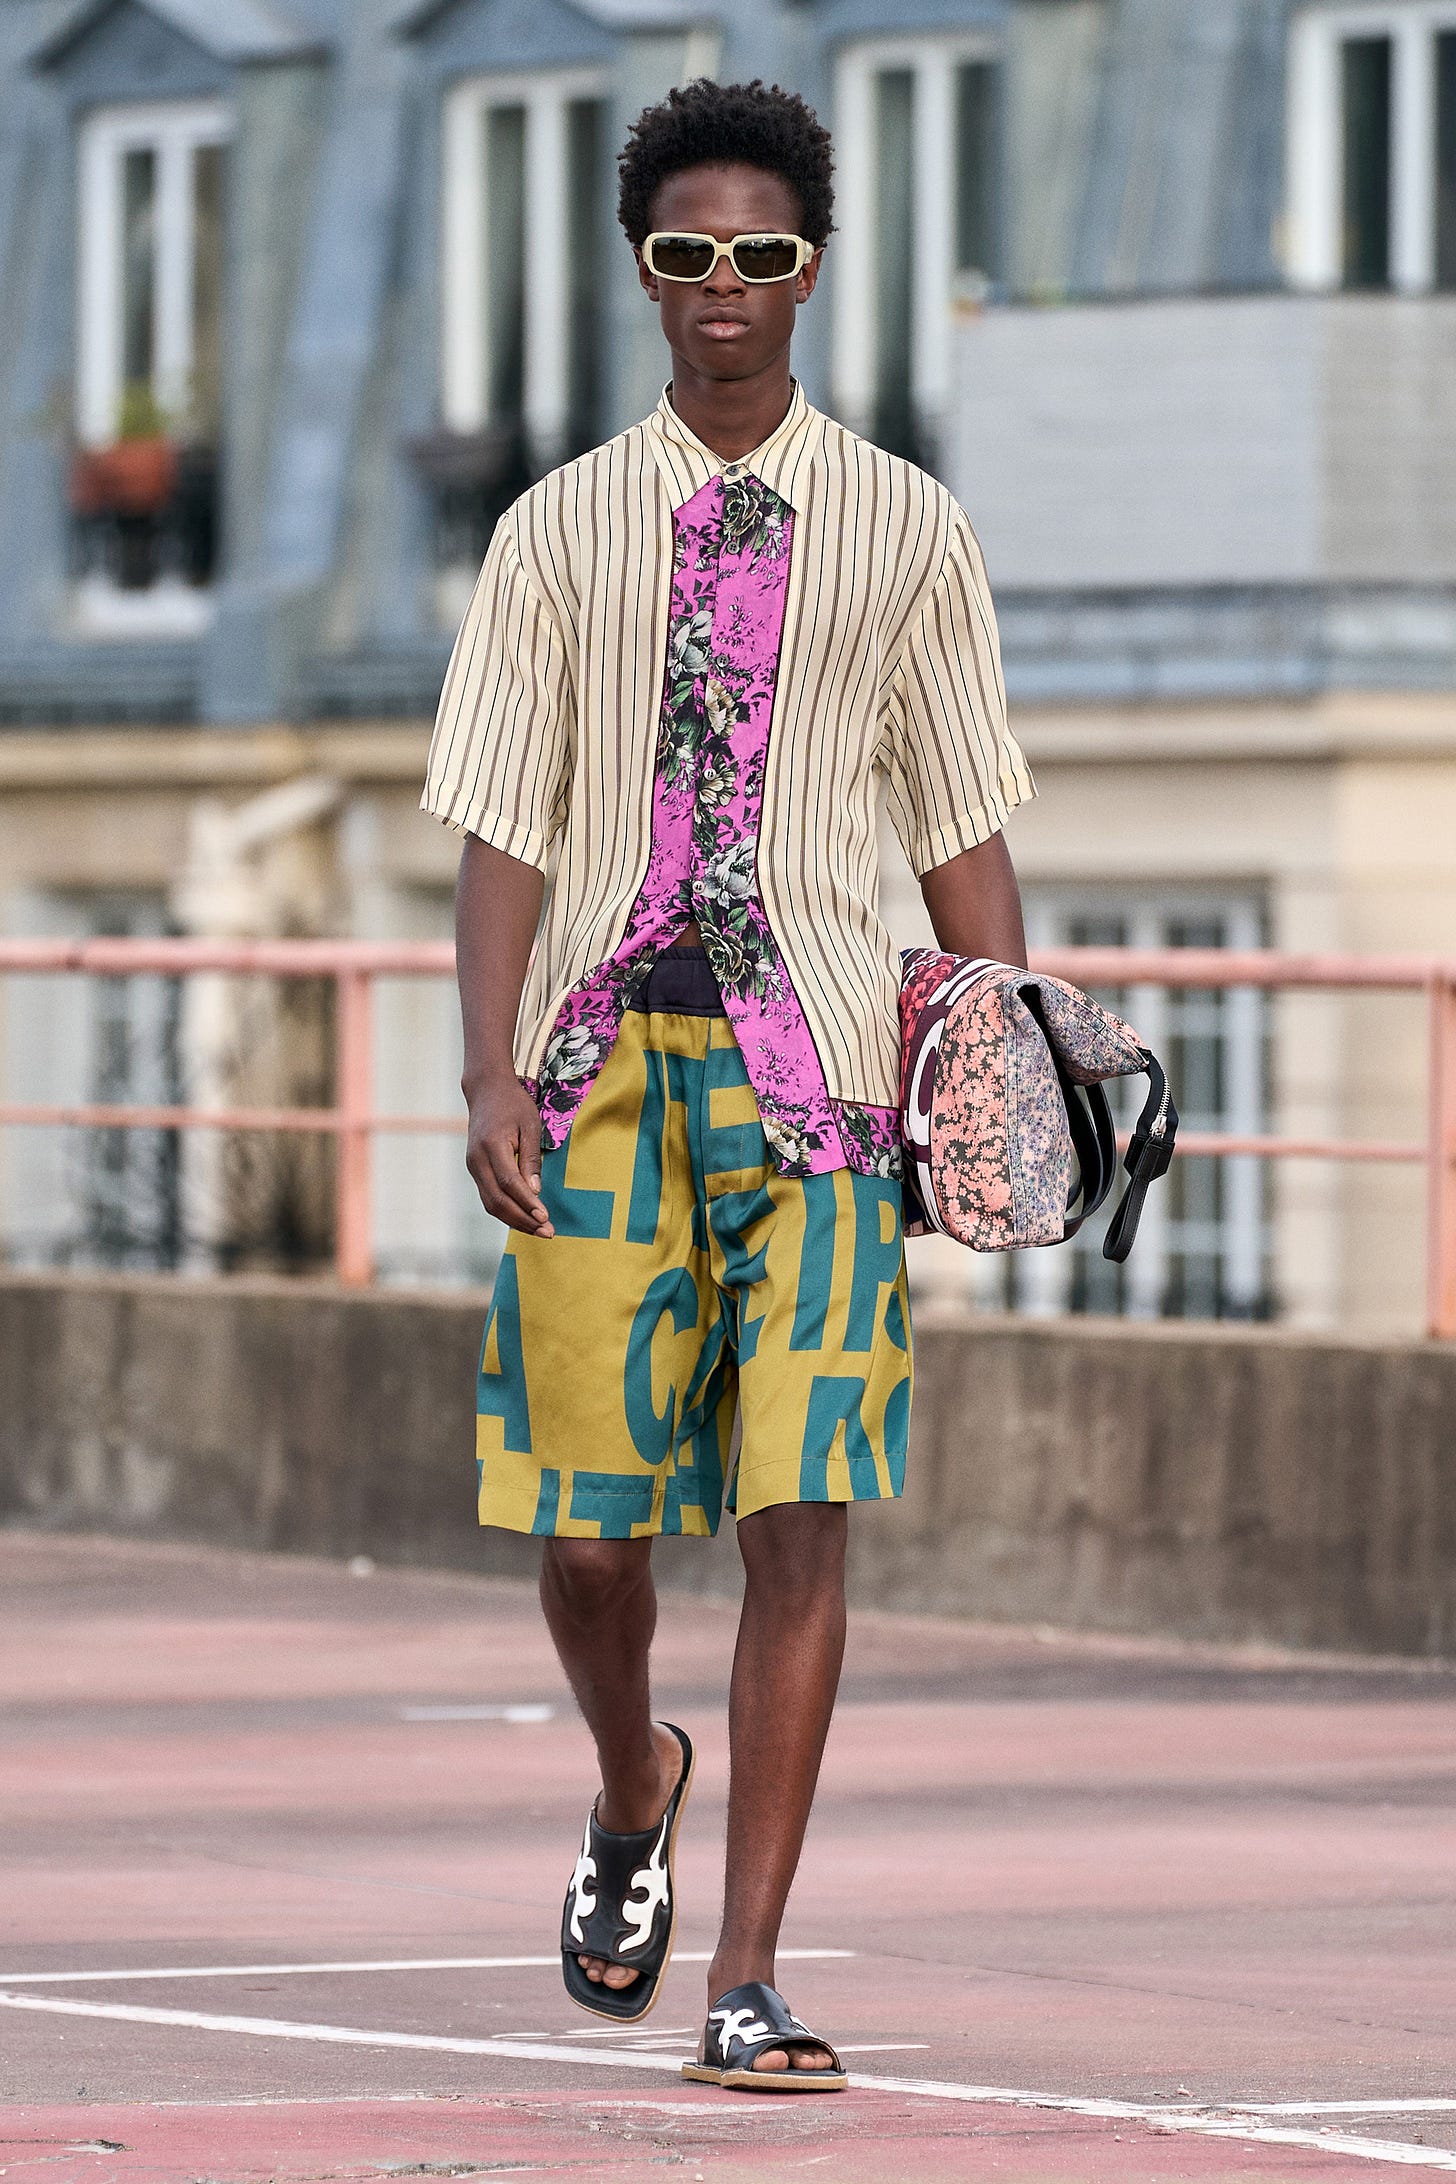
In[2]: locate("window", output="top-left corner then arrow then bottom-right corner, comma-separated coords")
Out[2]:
833,37 -> 1001,466
1342,35 -> 1393,284
73,101 -> 230,630
429,70 -> 605,619
439,74 -> 604,455
969,895 -> 1271,1324
1287,4 -> 1456,291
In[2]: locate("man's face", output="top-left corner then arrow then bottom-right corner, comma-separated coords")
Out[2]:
636,161 -> 822,382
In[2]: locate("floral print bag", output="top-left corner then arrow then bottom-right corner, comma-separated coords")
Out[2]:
897,950 -> 1178,1260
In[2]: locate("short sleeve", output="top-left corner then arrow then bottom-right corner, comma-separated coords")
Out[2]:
878,511 -> 1035,879
420,518 -> 574,874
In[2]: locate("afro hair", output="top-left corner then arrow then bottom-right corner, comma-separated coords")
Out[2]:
617,78 -> 835,251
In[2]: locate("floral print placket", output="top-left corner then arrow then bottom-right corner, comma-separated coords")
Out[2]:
529,470 -> 902,1182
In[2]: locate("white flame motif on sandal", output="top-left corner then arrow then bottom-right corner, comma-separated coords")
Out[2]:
617,1813 -> 670,1955
566,1817 -> 598,1947
710,2004 -> 774,2054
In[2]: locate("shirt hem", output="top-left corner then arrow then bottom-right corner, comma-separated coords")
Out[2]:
908,772 -> 1035,880
419,789 -> 551,875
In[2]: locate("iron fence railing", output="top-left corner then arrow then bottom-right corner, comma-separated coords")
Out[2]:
0,939 -> 1451,1336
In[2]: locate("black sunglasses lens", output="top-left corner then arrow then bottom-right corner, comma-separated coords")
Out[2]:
732,236 -> 800,281
651,235 -> 715,279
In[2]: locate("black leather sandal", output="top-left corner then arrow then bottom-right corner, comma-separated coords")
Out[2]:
682,1980 -> 847,2091
560,1721 -> 694,2023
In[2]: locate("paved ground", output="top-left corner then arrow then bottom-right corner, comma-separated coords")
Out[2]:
3,1530 -> 1456,2181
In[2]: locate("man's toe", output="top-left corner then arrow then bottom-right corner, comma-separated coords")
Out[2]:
751,2043 -> 833,2074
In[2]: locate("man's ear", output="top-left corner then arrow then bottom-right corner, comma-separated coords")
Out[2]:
796,245 -> 824,304
635,246 -> 660,302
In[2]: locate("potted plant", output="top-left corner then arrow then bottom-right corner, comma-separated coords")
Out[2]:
69,382 -> 180,518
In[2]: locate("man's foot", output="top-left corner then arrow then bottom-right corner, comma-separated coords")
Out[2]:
695,2031 -> 837,2074
577,1721 -> 685,1992
560,1721 -> 694,2022
683,1981 -> 846,2091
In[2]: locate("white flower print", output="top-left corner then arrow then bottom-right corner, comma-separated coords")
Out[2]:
697,754 -> 735,812
542,1023 -> 602,1084
697,838 -> 756,914
670,609 -> 713,679
703,676 -> 736,737
761,1112 -> 815,1171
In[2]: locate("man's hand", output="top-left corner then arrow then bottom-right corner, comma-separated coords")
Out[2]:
454,836 -> 553,1237
464,1071 -> 555,1238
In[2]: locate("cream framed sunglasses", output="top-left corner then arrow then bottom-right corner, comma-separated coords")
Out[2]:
641,231 -> 815,283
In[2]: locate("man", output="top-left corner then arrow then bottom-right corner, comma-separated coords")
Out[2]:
422,77 -> 1032,2090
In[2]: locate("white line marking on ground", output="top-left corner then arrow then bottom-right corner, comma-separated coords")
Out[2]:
399,1704 -> 555,1723
3,1991 -> 1455,2171
0,1991 -> 707,2069
1234,2103 -> 1456,2117
566,2022 -> 699,2041
0,1949 -> 855,1987
844,2077 -> 1456,2171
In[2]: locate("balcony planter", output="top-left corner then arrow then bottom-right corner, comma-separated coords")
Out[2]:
69,436 -> 180,519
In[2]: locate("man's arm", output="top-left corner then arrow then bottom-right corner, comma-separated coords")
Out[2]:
918,831 -> 1028,969
456,836 -> 555,1239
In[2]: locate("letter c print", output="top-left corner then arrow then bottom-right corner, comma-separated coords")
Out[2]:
623,1267 -> 700,1464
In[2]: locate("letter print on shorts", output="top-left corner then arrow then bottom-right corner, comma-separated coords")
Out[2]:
473,1006 -> 913,1540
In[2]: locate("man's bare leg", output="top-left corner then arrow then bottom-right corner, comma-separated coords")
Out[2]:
540,1536 -> 683,1993
705,1501 -> 847,2072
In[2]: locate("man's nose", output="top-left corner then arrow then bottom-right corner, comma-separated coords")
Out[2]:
702,249 -> 744,297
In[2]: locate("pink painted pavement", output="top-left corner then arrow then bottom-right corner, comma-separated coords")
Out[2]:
3,1531 -> 1456,2181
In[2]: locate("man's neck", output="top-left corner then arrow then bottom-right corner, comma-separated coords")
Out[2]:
665,358 -> 796,463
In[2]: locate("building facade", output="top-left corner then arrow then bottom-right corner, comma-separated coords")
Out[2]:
0,0 -> 1451,1323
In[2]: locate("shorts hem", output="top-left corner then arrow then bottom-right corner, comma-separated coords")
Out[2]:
730,1471 -> 905,1523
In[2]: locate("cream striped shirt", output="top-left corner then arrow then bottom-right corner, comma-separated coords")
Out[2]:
422,379 -> 1034,1129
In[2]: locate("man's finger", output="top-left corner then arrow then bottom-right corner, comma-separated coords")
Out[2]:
520,1106 -> 544,1197
486,1131 -> 547,1226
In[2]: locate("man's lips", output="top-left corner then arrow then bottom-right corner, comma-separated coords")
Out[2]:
697,312 -> 751,338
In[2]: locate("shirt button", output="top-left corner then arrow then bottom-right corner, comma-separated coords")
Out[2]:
724,463 -> 741,477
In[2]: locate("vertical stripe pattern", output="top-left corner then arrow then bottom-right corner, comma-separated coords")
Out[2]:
422,380 -> 1035,1114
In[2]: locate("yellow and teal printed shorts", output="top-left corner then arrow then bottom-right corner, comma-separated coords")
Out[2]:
475,950 -> 914,1538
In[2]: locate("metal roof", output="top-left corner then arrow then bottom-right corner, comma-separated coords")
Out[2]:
30,0 -> 323,68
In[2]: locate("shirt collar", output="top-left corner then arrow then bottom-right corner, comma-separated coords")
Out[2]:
645,376 -> 818,515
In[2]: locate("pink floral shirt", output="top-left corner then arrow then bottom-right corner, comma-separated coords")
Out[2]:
527,469 -> 901,1180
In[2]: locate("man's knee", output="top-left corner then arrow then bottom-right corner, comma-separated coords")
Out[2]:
737,1500 -> 847,1603
541,1535 -> 650,1621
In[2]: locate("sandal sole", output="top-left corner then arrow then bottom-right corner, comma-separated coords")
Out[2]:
563,1726 -> 695,2025
681,2062 -> 847,2093
720,2068 -> 847,2093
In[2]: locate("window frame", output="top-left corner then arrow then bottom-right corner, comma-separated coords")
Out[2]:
987,890 -> 1270,1324
1287,1 -> 1456,291
832,32 -> 1001,441
439,66 -> 608,455
75,98 -> 233,451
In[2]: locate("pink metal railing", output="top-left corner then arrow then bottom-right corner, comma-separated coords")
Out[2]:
0,939 -> 1452,1336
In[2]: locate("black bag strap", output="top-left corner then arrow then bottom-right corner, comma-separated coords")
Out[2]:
1061,1078 -> 1117,1238
1102,1053 -> 1178,1264
1021,984 -> 1118,1239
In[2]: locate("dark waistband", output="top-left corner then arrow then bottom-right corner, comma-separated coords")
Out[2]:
626,944 -> 723,1017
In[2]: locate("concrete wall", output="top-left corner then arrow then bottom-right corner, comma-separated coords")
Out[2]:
3,1272 -> 1454,1656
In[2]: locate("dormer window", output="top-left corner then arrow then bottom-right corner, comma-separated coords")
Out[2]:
832,35 -> 1001,469
1287,4 -> 1456,291
422,68 -> 606,623
72,99 -> 231,632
